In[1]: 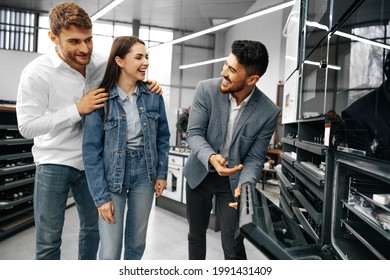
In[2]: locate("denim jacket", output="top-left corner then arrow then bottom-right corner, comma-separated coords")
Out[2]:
83,82 -> 170,207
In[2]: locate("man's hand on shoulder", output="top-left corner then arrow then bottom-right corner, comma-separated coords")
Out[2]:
145,79 -> 163,95
77,88 -> 108,115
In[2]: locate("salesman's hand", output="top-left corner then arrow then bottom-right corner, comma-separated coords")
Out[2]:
155,179 -> 167,197
209,154 -> 243,176
229,185 -> 242,210
77,88 -> 109,115
145,79 -> 163,95
97,201 -> 115,224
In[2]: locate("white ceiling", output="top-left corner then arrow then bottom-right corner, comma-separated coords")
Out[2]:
0,0 -> 258,32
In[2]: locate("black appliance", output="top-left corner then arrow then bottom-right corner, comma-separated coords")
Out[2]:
238,183 -> 328,260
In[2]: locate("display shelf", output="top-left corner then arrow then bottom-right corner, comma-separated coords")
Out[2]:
0,138 -> 33,146
0,177 -> 35,192
293,190 -> 322,224
294,162 -> 325,187
277,171 -> 296,207
0,109 -> 36,240
0,152 -> 32,161
0,163 -> 35,175
281,152 -> 296,166
279,194 -> 294,218
0,211 -> 34,240
341,200 -> 390,240
281,137 -> 295,146
0,195 -> 33,210
341,219 -> 389,259
330,236 -> 379,260
295,171 -> 324,201
331,152 -> 390,259
296,141 -> 327,155
281,159 -> 296,177
0,205 -> 33,223
292,206 -> 320,243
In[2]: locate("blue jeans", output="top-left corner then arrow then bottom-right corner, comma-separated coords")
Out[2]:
34,164 -> 99,260
98,149 -> 155,260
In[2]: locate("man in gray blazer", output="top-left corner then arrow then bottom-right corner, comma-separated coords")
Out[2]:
183,40 -> 280,260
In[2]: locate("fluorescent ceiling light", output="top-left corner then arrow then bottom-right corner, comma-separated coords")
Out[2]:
334,30 -> 390,50
179,57 -> 227,70
91,0 -> 124,22
304,60 -> 341,70
305,21 -> 329,31
150,0 -> 296,49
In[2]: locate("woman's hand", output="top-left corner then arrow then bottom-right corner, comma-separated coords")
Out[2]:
97,201 -> 115,224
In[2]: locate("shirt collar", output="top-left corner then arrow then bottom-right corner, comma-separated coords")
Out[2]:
117,84 -> 138,101
229,86 -> 255,107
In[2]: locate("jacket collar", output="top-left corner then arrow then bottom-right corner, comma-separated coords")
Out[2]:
108,81 -> 151,100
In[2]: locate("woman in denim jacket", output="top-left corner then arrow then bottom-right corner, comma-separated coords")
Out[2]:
82,36 -> 170,260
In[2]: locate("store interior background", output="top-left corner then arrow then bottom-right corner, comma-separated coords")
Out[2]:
0,0 -> 290,147
1,0 -> 389,260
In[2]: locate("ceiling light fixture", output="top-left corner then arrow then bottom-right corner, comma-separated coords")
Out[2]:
179,57 -> 228,70
91,0 -> 124,22
150,0 -> 296,49
333,30 -> 390,50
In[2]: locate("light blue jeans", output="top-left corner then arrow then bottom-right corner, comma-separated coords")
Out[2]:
98,149 -> 155,260
34,164 -> 99,260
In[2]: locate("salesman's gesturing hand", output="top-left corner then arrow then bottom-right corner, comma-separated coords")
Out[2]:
209,154 -> 243,176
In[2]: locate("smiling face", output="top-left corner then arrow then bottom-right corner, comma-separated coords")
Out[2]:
219,53 -> 250,95
49,25 -> 92,73
116,42 -> 149,83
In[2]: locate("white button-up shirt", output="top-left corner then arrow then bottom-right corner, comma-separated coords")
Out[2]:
16,46 -> 106,170
220,87 -> 254,160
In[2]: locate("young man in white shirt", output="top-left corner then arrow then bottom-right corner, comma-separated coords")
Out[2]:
16,2 -> 160,260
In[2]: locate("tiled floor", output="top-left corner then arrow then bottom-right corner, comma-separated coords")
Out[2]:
0,183 -> 279,260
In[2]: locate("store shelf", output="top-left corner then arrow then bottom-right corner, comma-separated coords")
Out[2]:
0,163 -> 35,175
0,152 -> 33,161
0,195 -> 33,210
0,110 -> 36,240
295,171 -> 324,201
0,211 -> 34,240
341,200 -> 390,240
0,177 -> 35,192
281,152 -> 296,166
277,171 -> 296,207
293,190 -> 322,224
295,162 -> 325,187
281,137 -> 296,146
341,219 -> 389,259
0,138 -> 33,146
292,206 -> 320,243
295,141 -> 327,156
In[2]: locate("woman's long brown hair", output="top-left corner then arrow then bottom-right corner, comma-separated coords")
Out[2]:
99,36 -> 145,123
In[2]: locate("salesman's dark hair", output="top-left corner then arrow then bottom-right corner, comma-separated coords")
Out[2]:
231,40 -> 269,77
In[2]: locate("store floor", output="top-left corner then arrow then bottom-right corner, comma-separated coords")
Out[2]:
0,183 -> 279,260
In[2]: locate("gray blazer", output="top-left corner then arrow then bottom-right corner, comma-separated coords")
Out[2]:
183,77 -> 280,194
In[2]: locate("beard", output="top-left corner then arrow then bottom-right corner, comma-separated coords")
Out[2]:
219,77 -> 246,94
57,43 -> 92,67
68,51 -> 91,66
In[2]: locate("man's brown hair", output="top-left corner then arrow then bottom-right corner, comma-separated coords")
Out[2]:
49,1 -> 92,36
